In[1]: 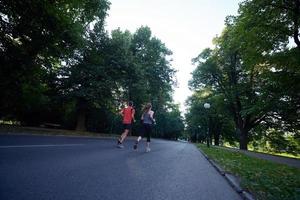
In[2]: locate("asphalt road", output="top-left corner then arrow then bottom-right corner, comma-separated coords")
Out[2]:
0,134 -> 241,200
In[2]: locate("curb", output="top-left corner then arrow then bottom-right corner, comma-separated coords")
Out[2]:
197,147 -> 255,200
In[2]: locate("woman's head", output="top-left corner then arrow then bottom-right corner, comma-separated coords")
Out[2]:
143,103 -> 152,112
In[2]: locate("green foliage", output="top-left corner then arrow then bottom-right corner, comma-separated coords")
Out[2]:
250,128 -> 300,156
154,103 -> 184,139
188,0 -> 300,150
0,0 -> 110,123
185,89 -> 236,144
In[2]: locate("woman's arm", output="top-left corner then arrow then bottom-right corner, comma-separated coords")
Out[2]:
149,111 -> 154,119
149,111 -> 155,123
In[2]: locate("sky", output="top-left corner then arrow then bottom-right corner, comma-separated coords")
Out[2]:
106,0 -> 241,112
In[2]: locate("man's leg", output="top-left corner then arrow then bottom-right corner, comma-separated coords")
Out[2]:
120,129 -> 129,143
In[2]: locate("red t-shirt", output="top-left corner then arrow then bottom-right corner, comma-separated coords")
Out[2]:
122,106 -> 135,124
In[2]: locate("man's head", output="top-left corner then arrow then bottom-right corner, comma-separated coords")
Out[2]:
128,101 -> 133,107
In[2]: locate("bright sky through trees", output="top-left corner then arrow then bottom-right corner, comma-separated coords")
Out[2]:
106,0 -> 241,112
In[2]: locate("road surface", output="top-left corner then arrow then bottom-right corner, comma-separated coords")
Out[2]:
0,134 -> 241,200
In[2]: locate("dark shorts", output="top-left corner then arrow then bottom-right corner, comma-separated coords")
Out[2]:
123,123 -> 132,130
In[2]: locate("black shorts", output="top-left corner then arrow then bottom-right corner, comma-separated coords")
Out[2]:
123,123 -> 132,130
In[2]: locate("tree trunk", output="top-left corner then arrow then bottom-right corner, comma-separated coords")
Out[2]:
238,128 -> 248,150
76,98 -> 87,131
213,123 -> 222,146
293,0 -> 300,49
214,134 -> 220,146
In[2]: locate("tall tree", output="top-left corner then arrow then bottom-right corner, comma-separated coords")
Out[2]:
60,21 -> 116,131
189,0 -> 300,150
0,0 -> 110,124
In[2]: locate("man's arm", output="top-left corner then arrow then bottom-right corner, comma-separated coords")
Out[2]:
132,109 -> 136,122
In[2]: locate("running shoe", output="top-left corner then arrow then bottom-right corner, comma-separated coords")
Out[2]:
133,142 -> 138,150
146,147 -> 151,152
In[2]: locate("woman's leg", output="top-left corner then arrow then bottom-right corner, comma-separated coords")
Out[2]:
133,135 -> 141,150
145,124 -> 151,152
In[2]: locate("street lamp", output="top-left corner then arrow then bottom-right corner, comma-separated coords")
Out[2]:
204,103 -> 210,109
204,103 -> 210,147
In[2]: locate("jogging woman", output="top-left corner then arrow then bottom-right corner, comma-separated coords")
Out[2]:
133,103 -> 155,152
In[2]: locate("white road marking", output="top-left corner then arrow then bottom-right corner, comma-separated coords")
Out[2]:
0,144 -> 85,148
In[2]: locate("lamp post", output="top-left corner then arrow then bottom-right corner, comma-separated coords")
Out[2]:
204,103 -> 210,147
198,125 -> 201,143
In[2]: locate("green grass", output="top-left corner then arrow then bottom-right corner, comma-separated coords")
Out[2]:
0,125 -> 119,138
197,144 -> 300,200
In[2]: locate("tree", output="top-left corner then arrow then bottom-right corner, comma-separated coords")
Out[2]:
237,0 -> 300,50
185,89 -> 236,145
236,0 -> 300,132
154,103 -> 184,139
60,26 -> 179,132
60,21 -> 118,131
189,0 -> 300,150
130,26 -> 176,109
0,0 -> 110,124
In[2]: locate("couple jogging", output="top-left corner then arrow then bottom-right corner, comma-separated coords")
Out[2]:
117,101 -> 155,152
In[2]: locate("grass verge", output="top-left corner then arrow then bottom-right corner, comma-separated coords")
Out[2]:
197,144 -> 300,200
0,125 -> 119,138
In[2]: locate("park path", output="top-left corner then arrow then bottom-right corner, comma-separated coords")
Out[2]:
216,146 -> 300,168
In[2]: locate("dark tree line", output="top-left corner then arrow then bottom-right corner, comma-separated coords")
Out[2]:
0,0 -> 184,139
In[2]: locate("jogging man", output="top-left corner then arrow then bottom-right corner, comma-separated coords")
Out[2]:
117,101 -> 135,148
